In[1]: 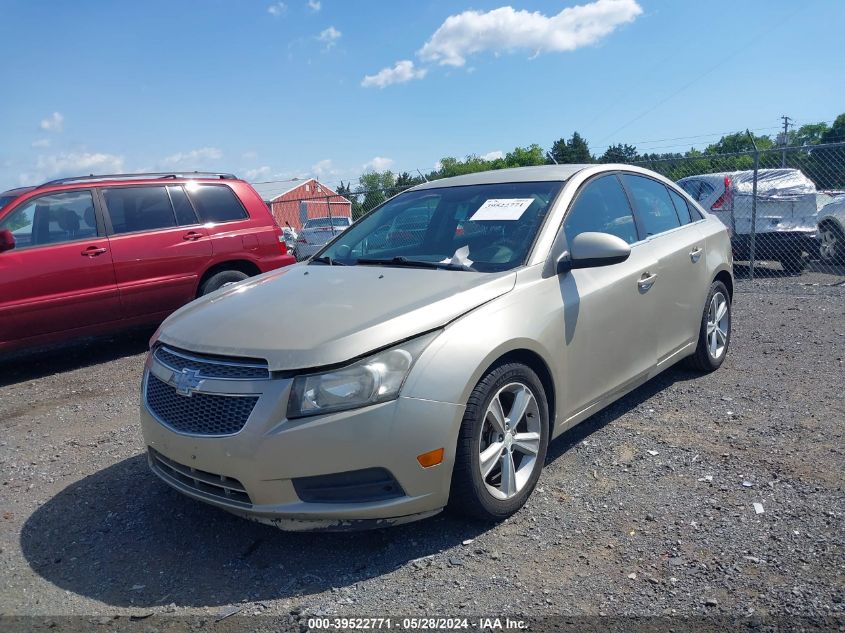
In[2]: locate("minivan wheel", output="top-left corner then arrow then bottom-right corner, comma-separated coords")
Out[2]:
449,363 -> 549,521
200,270 -> 250,296
684,280 -> 731,373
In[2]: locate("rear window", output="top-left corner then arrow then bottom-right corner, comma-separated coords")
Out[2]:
667,188 -> 693,225
186,184 -> 248,223
102,186 -> 177,234
305,217 -> 350,228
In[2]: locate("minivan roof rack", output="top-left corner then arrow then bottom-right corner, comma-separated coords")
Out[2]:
37,172 -> 238,188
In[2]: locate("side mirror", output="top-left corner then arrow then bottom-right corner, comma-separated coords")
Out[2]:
557,231 -> 630,273
0,229 -> 15,253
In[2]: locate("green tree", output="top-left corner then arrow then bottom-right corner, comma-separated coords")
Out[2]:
820,114 -> 845,144
550,132 -> 592,164
355,171 -> 396,218
504,144 -> 547,167
789,122 -> 829,146
599,143 -> 639,164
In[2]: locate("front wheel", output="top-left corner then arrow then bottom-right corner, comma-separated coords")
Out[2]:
819,224 -> 845,264
684,280 -> 731,373
449,363 -> 549,521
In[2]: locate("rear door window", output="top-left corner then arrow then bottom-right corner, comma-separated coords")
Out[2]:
622,174 -> 682,237
187,185 -> 248,223
102,186 -> 177,234
167,186 -> 199,225
667,188 -> 693,225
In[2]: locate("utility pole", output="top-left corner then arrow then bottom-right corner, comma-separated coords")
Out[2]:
780,115 -> 793,167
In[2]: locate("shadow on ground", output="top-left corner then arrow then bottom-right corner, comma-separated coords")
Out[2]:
20,366 -> 697,609
0,327 -> 154,388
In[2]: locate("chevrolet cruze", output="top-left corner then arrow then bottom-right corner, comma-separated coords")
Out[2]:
140,164 -> 733,530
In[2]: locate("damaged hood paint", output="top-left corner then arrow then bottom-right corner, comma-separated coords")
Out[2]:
156,263 -> 516,370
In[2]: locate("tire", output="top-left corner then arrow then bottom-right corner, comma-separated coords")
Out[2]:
684,280 -> 731,373
819,223 -> 845,264
449,363 -> 549,521
199,270 -> 249,296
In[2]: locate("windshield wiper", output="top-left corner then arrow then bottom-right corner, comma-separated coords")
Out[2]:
356,256 -> 475,271
310,256 -> 346,266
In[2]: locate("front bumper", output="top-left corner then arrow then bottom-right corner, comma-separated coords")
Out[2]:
139,352 -> 465,530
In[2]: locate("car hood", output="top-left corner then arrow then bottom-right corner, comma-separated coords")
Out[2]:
156,264 -> 516,371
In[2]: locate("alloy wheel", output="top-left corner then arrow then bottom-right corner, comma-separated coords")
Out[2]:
706,291 -> 729,360
819,227 -> 840,262
478,382 -> 542,500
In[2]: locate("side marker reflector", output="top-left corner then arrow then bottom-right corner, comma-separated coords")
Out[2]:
416,448 -> 444,468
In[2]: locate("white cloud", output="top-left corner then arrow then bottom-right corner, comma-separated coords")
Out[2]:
243,166 -> 273,181
31,138 -> 51,149
317,26 -> 341,48
161,147 -> 223,167
19,151 -> 125,184
242,150 -> 259,160
311,159 -> 337,181
363,156 -> 394,172
480,150 -> 504,161
418,0 -> 642,67
361,60 -> 427,88
267,2 -> 286,17
307,0 -> 321,11
39,112 -> 64,133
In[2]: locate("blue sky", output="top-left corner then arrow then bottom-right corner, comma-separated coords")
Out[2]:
1,0 -> 843,191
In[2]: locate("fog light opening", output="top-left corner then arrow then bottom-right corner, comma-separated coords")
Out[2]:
417,448 -> 444,468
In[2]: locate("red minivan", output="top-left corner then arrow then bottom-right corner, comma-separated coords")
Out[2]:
0,172 -> 296,353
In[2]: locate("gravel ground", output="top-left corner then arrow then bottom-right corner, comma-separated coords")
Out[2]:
1,271 -> 843,627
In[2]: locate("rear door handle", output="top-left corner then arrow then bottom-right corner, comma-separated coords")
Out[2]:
81,246 -> 108,257
183,231 -> 203,241
638,272 -> 658,292
690,246 -> 703,263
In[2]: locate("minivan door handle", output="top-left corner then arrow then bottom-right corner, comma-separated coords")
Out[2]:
183,231 -> 203,241
637,271 -> 658,292
690,246 -> 703,263
81,246 -> 108,257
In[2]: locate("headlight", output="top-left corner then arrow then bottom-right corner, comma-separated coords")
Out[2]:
286,331 -> 441,418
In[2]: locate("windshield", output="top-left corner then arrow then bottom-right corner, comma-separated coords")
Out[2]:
316,181 -> 563,272
305,217 -> 350,228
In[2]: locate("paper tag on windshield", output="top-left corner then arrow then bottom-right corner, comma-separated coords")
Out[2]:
469,198 -> 534,221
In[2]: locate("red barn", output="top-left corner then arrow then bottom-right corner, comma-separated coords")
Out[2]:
252,179 -> 352,231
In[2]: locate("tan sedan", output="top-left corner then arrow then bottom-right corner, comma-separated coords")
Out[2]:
140,164 -> 733,530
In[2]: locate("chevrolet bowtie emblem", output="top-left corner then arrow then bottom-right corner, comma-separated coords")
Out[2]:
172,368 -> 204,397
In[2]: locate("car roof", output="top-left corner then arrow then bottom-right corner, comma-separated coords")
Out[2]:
409,164 -> 591,191
3,173 -> 241,197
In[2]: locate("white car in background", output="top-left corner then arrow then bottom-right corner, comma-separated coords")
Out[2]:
678,169 -> 819,274
295,216 -> 352,260
817,195 -> 845,264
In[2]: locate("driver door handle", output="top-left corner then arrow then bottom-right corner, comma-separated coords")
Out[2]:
690,246 -> 703,263
637,271 -> 658,292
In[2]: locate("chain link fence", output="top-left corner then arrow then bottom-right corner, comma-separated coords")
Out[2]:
279,143 -> 845,293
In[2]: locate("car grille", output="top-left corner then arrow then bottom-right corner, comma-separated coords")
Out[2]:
145,374 -> 258,436
149,448 -> 252,507
153,345 -> 269,380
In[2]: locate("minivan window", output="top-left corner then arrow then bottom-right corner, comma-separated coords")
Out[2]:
563,175 -> 638,245
622,175 -> 681,237
318,181 -> 563,272
0,190 -> 97,249
103,186 -> 177,234
187,184 -> 248,223
667,188 -> 693,225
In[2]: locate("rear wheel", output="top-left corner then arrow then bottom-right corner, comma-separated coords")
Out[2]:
449,363 -> 549,521
684,280 -> 731,373
199,270 -> 249,296
819,223 -> 845,264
